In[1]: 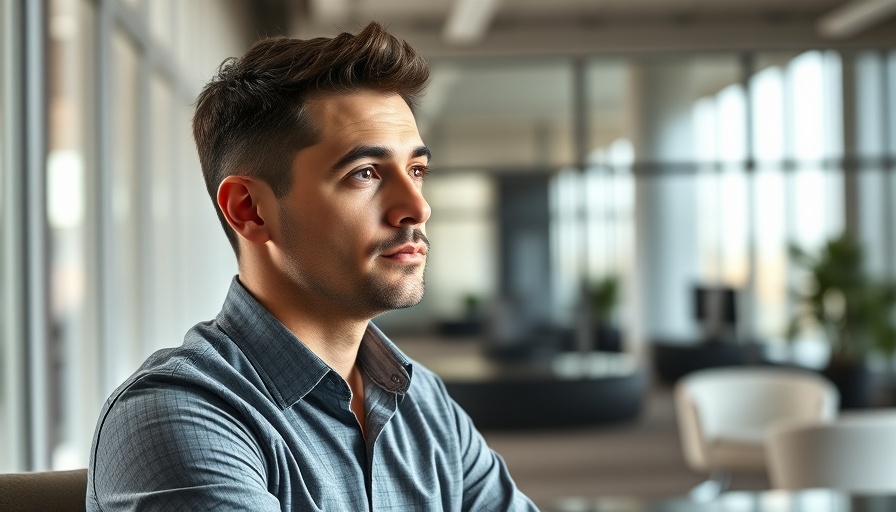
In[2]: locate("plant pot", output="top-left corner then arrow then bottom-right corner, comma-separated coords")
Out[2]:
594,324 -> 623,353
651,340 -> 750,385
823,361 -> 875,409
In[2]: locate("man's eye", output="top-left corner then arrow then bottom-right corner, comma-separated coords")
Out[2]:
351,168 -> 375,181
410,166 -> 429,179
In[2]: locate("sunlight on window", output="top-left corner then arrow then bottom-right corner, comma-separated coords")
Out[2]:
750,66 -> 788,338
717,85 -> 749,285
693,98 -> 721,280
789,52 -> 827,162
47,150 -> 84,229
788,51 -> 844,252
751,66 -> 785,163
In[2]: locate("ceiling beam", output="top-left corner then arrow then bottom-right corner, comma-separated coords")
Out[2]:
818,0 -> 896,39
443,0 -> 502,45
390,18 -> 896,59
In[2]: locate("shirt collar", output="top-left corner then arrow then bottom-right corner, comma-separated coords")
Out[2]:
215,276 -> 412,409
359,322 -> 412,394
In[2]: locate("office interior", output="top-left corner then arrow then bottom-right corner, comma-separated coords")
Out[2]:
2,0 -> 896,508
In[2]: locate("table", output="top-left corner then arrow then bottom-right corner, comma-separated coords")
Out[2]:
549,489 -> 896,512
429,351 -> 648,429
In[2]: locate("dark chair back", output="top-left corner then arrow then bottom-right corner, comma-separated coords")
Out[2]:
0,469 -> 88,512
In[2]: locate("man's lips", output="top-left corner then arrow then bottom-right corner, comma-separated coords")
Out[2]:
381,243 -> 427,260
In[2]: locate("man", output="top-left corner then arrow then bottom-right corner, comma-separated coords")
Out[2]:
87,22 -> 537,511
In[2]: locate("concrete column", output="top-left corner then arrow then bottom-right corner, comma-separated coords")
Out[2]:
628,60 -> 702,343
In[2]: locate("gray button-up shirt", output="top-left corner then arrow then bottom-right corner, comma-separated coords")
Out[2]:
87,277 -> 537,511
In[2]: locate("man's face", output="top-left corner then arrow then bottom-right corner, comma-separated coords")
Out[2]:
272,91 -> 431,319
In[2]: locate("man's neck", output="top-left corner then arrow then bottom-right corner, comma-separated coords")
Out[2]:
238,268 -> 369,380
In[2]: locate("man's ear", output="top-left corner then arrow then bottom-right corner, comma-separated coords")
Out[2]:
217,176 -> 272,247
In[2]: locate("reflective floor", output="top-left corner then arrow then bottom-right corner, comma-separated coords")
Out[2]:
550,490 -> 896,512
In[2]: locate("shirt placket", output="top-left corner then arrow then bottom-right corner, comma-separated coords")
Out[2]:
362,380 -> 401,510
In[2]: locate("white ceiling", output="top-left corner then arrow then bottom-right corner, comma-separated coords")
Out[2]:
292,0 -> 896,57
309,0 -> 846,23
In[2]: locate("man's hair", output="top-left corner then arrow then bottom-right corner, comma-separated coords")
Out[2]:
192,22 -> 430,257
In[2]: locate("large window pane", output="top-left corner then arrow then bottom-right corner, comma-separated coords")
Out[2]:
692,83 -> 749,287
787,51 -> 844,251
148,74 -> 176,353
854,51 -> 890,279
749,51 -> 845,352
108,28 -> 142,389
750,60 -> 789,339
47,0 -> 97,469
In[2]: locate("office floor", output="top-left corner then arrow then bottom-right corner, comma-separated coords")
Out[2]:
483,386 -> 768,509
395,336 -> 769,510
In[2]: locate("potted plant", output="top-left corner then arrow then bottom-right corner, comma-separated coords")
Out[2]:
436,293 -> 485,337
787,234 -> 896,408
591,275 -> 623,352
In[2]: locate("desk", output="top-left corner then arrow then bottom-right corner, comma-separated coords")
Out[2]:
550,490 -> 896,512
430,352 -> 647,429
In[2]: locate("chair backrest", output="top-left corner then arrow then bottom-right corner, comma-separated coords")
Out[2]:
0,469 -> 88,512
767,410 -> 896,492
674,366 -> 838,471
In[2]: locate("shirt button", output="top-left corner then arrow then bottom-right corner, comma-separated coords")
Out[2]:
390,374 -> 402,385
326,379 -> 335,389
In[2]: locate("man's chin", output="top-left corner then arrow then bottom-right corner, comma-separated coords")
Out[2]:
365,278 -> 425,312
390,290 -> 425,310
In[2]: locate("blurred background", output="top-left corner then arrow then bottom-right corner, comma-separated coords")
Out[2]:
2,0 -> 896,508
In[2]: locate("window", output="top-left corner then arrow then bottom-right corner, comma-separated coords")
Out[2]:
46,0 -> 96,469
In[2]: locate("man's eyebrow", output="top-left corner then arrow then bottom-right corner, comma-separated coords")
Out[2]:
331,145 -> 432,171
331,145 -> 392,171
412,146 -> 432,162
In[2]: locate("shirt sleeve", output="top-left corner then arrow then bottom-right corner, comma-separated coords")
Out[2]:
438,379 -> 539,511
88,375 -> 282,512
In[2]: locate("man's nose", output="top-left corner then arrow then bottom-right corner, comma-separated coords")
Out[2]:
384,175 -> 431,228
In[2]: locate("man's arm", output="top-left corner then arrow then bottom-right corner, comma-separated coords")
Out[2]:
435,379 -> 539,511
88,377 -> 281,511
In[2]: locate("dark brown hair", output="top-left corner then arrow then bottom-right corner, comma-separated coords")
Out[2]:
192,22 -> 430,257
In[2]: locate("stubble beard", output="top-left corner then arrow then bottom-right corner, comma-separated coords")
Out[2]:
362,262 -> 426,313
278,210 -> 429,316
363,227 -> 429,312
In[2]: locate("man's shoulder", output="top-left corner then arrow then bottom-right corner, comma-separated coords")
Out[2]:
400,356 -> 457,411
99,318 -> 262,417
405,357 -> 443,389
133,319 -> 235,379
88,319 -> 278,512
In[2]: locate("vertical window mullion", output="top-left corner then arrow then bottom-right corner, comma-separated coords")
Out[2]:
1,0 -> 29,472
24,0 -> 51,470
